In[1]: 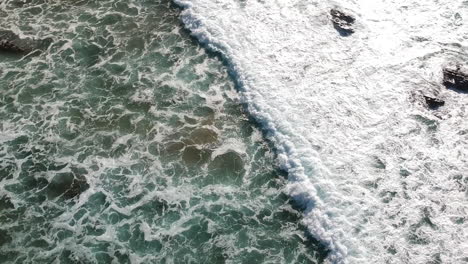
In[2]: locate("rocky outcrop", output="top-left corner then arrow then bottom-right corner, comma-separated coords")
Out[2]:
423,96 -> 445,109
443,67 -> 468,92
330,9 -> 355,36
409,90 -> 445,111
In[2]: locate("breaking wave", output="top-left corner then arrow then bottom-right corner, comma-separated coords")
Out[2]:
174,0 -> 468,263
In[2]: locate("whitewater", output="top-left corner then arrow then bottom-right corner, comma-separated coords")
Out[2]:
174,0 -> 468,263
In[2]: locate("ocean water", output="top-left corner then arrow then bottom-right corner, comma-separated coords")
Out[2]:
0,0 -> 327,263
174,0 -> 468,263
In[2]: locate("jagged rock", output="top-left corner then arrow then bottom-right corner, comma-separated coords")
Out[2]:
443,67 -> 468,92
330,9 -> 355,36
423,96 -> 445,109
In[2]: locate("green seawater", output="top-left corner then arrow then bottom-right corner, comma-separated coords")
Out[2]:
0,0 -> 326,263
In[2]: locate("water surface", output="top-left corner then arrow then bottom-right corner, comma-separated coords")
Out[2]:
0,0 -> 326,262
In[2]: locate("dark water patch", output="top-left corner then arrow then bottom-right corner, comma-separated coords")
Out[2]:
0,229 -> 12,247
47,172 -> 89,200
207,151 -> 245,185
182,146 -> 211,165
413,114 -> 439,131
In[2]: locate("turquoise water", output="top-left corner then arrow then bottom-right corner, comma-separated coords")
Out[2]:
0,0 -> 326,263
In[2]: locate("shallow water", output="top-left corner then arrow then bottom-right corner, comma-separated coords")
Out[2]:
0,0 -> 327,263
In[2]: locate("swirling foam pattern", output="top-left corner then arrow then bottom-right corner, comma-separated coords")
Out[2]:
0,0 -> 328,263
174,0 -> 468,263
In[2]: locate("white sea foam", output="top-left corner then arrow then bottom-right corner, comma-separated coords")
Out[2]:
174,0 -> 468,263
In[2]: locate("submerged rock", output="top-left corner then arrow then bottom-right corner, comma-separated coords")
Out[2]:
0,196 -> 14,210
0,229 -> 12,247
47,172 -> 89,200
182,146 -> 211,165
189,127 -> 218,145
63,176 -> 90,199
207,151 -> 245,186
330,9 -> 355,36
423,96 -> 445,109
443,67 -> 468,92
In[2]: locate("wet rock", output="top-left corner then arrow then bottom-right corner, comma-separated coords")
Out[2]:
423,96 -> 445,109
0,30 -> 52,56
0,40 -> 25,53
330,9 -> 355,36
443,67 -> 468,92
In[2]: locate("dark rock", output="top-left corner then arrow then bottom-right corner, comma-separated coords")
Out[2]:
330,9 -> 355,36
0,30 -> 29,55
0,30 -> 52,56
423,96 -> 445,109
0,40 -> 25,53
443,67 -> 468,92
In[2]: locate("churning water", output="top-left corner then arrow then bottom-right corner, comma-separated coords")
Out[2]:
0,0 -> 326,263
1,0 -> 468,263
175,0 -> 468,263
